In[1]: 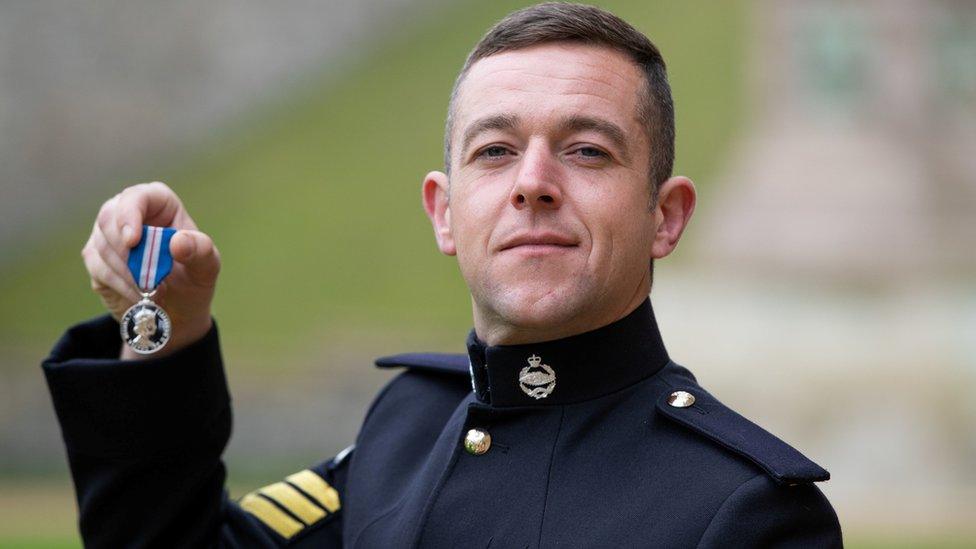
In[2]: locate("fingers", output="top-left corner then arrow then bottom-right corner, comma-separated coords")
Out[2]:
114,182 -> 197,247
83,182 -> 218,328
91,223 -> 134,283
95,193 -> 126,253
81,240 -> 141,305
87,180 -> 196,308
170,230 -> 221,286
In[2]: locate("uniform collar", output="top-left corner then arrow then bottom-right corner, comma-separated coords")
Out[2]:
466,298 -> 669,407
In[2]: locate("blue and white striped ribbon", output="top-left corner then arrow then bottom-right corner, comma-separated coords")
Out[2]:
127,225 -> 176,293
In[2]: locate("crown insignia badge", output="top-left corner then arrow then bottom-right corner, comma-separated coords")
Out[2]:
518,354 -> 556,399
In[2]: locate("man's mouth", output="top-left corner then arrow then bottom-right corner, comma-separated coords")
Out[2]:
499,232 -> 579,253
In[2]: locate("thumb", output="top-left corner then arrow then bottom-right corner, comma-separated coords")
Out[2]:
170,230 -> 221,285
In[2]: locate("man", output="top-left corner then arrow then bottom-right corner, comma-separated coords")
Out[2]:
44,3 -> 841,547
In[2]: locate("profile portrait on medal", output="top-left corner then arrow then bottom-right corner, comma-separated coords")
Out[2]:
120,300 -> 171,354
28,2 -> 880,548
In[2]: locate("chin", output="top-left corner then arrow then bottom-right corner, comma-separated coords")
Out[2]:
489,279 -> 592,333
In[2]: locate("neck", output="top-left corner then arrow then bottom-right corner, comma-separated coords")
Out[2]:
472,277 -> 652,346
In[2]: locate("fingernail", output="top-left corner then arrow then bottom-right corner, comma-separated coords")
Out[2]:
121,225 -> 133,244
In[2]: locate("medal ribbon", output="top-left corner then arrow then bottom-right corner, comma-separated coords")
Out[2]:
127,225 -> 177,293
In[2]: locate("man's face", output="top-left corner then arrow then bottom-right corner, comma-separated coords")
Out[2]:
430,43 -> 660,342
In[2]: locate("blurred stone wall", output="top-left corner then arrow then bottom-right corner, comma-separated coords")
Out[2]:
700,0 -> 976,282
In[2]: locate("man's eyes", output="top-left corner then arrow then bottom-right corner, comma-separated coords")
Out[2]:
575,146 -> 608,158
474,145 -> 610,162
480,145 -> 511,159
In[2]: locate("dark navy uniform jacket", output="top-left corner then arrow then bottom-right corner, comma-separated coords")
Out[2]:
43,299 -> 842,547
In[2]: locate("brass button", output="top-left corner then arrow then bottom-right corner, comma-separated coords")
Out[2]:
464,428 -> 491,455
668,390 -> 695,408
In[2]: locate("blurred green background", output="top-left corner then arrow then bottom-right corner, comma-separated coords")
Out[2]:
1,0 -> 974,546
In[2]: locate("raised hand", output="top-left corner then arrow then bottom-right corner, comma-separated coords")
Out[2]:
81,181 -> 220,359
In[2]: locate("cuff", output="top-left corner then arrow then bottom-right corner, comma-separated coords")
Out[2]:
42,315 -> 231,459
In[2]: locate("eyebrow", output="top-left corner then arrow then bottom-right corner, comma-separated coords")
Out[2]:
460,114 -> 521,158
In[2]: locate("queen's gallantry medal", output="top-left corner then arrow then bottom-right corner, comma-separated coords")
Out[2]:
120,225 -> 176,355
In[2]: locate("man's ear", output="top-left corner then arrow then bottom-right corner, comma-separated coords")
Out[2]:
422,170 -> 456,256
651,175 -> 696,260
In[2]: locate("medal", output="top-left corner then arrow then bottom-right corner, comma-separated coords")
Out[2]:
120,225 -> 176,355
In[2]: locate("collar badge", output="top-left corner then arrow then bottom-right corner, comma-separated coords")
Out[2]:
519,354 -> 556,399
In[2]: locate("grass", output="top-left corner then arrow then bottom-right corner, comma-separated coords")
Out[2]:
0,0 -> 748,370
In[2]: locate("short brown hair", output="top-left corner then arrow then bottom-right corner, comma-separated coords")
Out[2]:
444,2 -> 675,200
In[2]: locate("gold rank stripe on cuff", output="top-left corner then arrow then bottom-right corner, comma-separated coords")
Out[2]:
260,482 -> 326,524
239,469 -> 341,540
286,469 -> 341,512
239,493 -> 304,540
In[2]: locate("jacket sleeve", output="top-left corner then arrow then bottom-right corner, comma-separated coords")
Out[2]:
695,473 -> 842,548
42,315 -> 346,548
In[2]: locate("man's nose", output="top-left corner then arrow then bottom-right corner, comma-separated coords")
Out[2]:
509,143 -> 563,211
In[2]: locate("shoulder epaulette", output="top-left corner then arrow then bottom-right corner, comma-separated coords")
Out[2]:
375,353 -> 470,376
656,385 -> 830,486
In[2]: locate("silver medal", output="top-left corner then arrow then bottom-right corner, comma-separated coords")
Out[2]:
120,292 -> 171,354
122,225 -> 177,355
